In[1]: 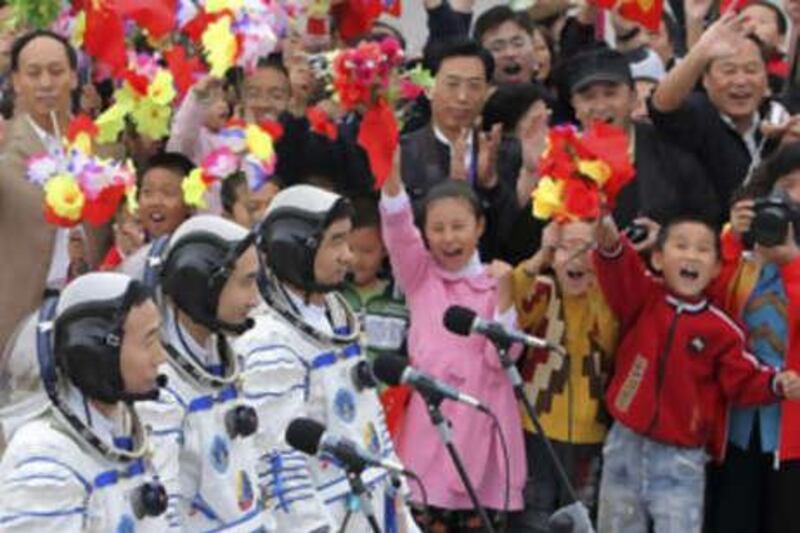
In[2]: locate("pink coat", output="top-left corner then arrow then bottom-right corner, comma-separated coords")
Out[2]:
381,195 -> 525,511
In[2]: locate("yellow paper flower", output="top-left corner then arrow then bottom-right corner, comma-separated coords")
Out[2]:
131,99 -> 172,140
577,159 -> 612,185
72,11 -> 86,47
206,0 -> 244,13
245,124 -> 274,161
69,132 -> 93,155
182,169 -> 208,208
147,70 -> 176,107
95,103 -> 128,144
45,175 -> 85,222
532,176 -> 565,220
202,16 -> 238,78
125,185 -> 139,214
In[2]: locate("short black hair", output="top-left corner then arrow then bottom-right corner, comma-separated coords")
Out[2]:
256,52 -> 289,78
138,152 -> 195,185
738,141 -> 800,201
743,1 -> 788,36
427,38 -> 494,82
221,173 -> 248,214
11,30 -> 78,72
654,212 -> 721,258
349,194 -> 381,230
473,6 -> 533,43
482,82 -> 549,134
420,180 -> 483,230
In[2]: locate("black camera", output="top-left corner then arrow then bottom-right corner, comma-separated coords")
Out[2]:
746,192 -> 800,247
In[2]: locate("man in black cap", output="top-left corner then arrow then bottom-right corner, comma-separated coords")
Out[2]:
561,47 -> 718,228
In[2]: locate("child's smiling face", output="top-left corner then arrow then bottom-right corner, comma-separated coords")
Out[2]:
424,197 -> 484,273
652,221 -> 720,299
553,221 -> 596,296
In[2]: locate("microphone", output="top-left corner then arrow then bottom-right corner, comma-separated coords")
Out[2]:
285,418 -> 405,473
372,354 -> 487,412
123,374 -> 168,402
444,305 -> 557,351
216,317 -> 255,335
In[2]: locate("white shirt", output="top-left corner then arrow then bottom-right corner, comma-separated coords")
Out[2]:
27,115 -> 71,289
434,123 -> 475,178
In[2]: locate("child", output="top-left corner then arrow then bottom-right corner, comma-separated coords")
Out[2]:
137,152 -> 194,240
98,203 -> 145,271
705,143 -> 800,533
342,195 -> 409,364
381,159 -> 525,530
508,220 -> 618,532
221,173 -> 255,228
593,212 -> 800,533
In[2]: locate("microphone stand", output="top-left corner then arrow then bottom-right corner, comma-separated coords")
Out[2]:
492,340 -> 595,533
338,462 -> 382,533
421,390 -> 496,533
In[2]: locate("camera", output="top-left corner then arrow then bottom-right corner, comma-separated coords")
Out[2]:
746,192 -> 800,247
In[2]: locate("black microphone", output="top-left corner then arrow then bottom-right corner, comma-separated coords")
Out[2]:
372,354 -> 487,412
216,317 -> 255,335
444,305 -> 558,351
285,418 -> 405,473
122,374 -> 168,402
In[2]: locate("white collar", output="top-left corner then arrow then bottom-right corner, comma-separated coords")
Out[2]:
63,384 -> 121,444
284,287 -> 333,335
166,306 -> 218,367
448,251 -> 483,278
433,124 -> 474,150
25,114 -> 61,154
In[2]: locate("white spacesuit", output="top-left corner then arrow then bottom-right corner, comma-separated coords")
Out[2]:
0,273 -> 169,531
132,215 -> 273,531
234,185 -> 419,533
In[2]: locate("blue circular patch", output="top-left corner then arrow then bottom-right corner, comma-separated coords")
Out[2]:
116,514 -> 135,533
334,388 -> 357,423
210,435 -> 230,474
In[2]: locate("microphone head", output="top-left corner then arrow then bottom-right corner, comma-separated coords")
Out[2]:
285,418 -> 325,456
155,374 -> 168,388
372,354 -> 408,386
443,305 -> 477,337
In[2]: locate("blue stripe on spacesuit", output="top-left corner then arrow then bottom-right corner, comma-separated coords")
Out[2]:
384,492 -> 397,533
310,343 -> 361,370
13,456 -> 91,492
191,493 -> 221,522
322,471 -> 390,505
187,385 -> 238,413
0,506 -> 87,524
93,458 -> 146,488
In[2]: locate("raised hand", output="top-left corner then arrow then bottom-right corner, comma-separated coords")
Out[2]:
476,123 -> 502,189
729,199 -> 756,237
695,12 -> 746,62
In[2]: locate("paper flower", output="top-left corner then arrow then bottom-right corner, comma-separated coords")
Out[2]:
44,175 -> 85,225
307,106 -> 338,141
131,97 -> 172,139
202,15 -> 238,77
532,177 -> 566,220
182,168 -> 209,208
66,114 -> 99,154
530,121 -> 634,221
204,146 -> 241,178
27,154 -> 59,186
245,124 -> 275,162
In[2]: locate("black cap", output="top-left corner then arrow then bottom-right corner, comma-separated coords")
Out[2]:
565,47 -> 633,95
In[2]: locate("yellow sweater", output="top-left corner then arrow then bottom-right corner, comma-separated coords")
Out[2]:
512,268 -> 619,444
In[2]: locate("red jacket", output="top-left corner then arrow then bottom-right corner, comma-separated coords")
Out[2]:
594,238 -> 780,461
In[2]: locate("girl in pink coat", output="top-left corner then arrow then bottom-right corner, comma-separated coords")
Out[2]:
380,160 -> 526,531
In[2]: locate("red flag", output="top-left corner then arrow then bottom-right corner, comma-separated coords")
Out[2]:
83,0 -> 127,74
616,0 -> 663,31
117,0 -> 177,39
358,99 -> 398,190
164,45 -> 207,97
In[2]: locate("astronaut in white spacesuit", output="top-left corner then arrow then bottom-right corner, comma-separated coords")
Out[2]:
234,185 -> 420,533
0,272 -> 170,531
132,215 -> 274,531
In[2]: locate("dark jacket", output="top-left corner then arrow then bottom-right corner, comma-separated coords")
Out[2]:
400,125 -> 519,262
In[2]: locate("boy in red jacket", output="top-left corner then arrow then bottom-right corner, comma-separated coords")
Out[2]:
593,213 -> 800,533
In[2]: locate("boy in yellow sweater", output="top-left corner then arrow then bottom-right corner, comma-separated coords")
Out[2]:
508,220 -> 619,532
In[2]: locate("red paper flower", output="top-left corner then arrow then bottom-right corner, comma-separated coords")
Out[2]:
259,120 -> 284,142
66,114 -> 99,144
83,184 -> 126,226
307,106 -> 338,141
563,178 -> 601,219
117,0 -> 177,40
82,0 -> 127,74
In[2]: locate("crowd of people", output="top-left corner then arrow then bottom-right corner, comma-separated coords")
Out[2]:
0,0 -> 799,531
